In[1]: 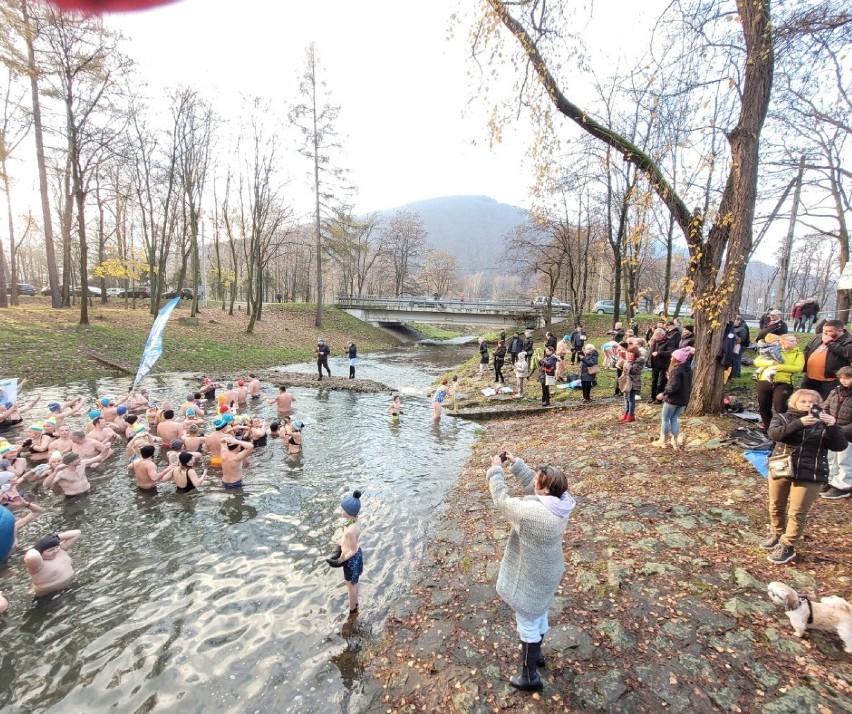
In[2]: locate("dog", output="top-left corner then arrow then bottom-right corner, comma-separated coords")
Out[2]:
767,581 -> 852,653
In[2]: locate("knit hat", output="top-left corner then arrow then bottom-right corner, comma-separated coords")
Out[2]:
28,423 -> 44,433
132,422 -> 147,434
44,418 -> 57,428
34,533 -> 61,553
0,441 -> 11,455
672,347 -> 695,363
291,420 -> 304,432
340,490 -> 362,517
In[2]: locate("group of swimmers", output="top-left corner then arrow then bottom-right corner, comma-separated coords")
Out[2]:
0,373 -> 317,612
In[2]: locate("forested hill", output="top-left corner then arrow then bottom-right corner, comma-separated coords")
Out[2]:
380,195 -> 529,272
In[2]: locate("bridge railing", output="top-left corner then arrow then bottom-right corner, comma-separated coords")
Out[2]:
334,295 -> 569,313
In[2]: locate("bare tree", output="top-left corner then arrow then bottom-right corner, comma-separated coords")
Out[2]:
379,210 -> 428,297
418,249 -> 460,298
325,208 -> 383,296
290,42 -> 349,327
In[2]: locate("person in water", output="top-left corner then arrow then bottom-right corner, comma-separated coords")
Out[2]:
326,490 -> 363,615
386,394 -> 403,420
267,385 -> 295,419
220,436 -> 253,489
283,420 -> 303,455
172,451 -> 207,494
24,529 -> 82,597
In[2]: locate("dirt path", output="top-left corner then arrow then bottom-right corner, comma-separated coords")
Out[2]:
354,402 -> 852,713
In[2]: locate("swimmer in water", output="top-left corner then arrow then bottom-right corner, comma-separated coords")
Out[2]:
24,530 -> 82,597
172,451 -> 207,494
283,420 -> 303,455
432,380 -> 449,420
325,490 -> 363,615
267,385 -> 295,419
386,394 -> 403,420
220,436 -> 253,488
132,444 -> 176,493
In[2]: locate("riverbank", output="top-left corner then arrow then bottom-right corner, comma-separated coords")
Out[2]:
357,402 -> 852,712
0,302 -> 399,386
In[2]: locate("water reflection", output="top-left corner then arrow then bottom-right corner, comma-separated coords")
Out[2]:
0,343 -> 476,712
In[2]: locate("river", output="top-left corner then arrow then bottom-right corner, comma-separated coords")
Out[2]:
0,343 -> 477,712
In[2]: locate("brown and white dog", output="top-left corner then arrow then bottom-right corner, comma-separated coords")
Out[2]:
767,581 -> 852,653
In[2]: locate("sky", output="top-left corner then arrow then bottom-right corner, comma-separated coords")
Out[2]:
102,0 -> 670,215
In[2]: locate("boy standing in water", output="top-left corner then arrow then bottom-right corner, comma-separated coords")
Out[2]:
326,490 -> 363,614
386,394 -> 402,420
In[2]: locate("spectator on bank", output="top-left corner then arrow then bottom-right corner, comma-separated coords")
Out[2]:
494,340 -> 507,384
756,309 -> 788,341
649,327 -> 678,403
485,452 -> 575,692
515,352 -> 530,398
754,334 -> 804,431
570,325 -> 586,365
478,338 -> 489,377
555,335 -> 570,381
791,301 -> 804,332
764,389 -> 846,564
617,346 -> 644,423
821,366 -> 852,500
607,322 -> 625,343
800,298 -> 820,333
522,332 -> 534,357
801,319 -> 852,399
545,331 -> 557,351
731,315 -> 750,378
539,346 -> 558,407
653,346 -> 695,448
507,332 -> 523,366
578,344 -> 599,403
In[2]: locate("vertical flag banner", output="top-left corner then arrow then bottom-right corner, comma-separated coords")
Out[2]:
0,378 -> 18,406
133,297 -> 181,388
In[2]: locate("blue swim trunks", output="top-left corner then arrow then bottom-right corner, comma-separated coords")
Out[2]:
223,480 -> 243,489
343,547 -> 363,584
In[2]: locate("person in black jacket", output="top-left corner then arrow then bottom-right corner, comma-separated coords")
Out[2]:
764,389 -> 847,564
494,340 -> 507,383
569,325 -> 586,364
731,316 -> 750,378
507,332 -> 523,365
800,298 -> 820,333
522,333 -> 534,357
755,309 -> 788,341
648,327 -> 677,403
801,319 -> 852,398
653,347 -> 694,447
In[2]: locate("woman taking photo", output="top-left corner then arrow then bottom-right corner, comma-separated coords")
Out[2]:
755,333 -> 804,431
539,346 -> 557,407
654,347 -> 694,447
494,340 -> 507,383
764,389 -> 846,564
578,343 -> 599,403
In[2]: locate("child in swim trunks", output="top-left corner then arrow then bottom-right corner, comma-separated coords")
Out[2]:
326,490 -> 363,614
386,394 -> 402,421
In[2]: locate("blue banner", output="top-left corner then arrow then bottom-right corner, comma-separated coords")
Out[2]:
132,297 -> 181,388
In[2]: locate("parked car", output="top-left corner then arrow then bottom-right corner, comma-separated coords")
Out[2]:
117,286 -> 151,299
40,285 -> 102,297
411,295 -> 446,308
593,299 -> 627,315
532,295 -> 570,309
106,288 -> 122,297
163,288 -> 193,300
5,283 -> 36,296
656,301 -> 694,317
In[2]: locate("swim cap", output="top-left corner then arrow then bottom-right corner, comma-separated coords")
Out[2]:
34,463 -> 51,477
100,397 -> 110,407
186,408 -> 196,416
62,452 -> 79,465
217,395 -> 227,404
117,405 -> 128,416
291,420 -> 304,432
170,439 -> 184,450
44,418 -> 57,428
132,422 -> 147,434
222,413 -> 235,424
148,401 -> 157,408
218,405 -> 229,414
237,380 -> 244,387
50,450 -> 63,460
3,401 -> 12,409
28,423 -> 44,433
340,490 -> 362,517
0,442 -> 11,455
88,410 -> 102,420
213,418 -> 227,430
47,402 -> 61,412
34,533 -> 61,553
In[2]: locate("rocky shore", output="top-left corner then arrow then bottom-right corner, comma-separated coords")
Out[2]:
353,402 -> 852,713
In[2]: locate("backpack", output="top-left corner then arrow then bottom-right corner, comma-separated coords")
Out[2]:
724,426 -> 773,451
723,395 -> 744,413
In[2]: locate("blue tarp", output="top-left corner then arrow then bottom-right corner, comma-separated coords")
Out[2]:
744,449 -> 769,478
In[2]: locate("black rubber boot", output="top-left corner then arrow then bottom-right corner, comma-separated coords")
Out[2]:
509,640 -> 543,691
349,366 -> 355,379
537,636 -> 546,667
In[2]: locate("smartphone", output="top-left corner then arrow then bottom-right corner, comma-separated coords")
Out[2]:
499,451 -> 508,463
810,405 -> 822,418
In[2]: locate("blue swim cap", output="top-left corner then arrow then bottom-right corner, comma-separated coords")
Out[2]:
117,405 -> 128,416
88,410 -> 102,419
48,402 -> 61,412
100,397 -> 110,407
214,417 -> 227,430
3,402 -> 12,409
222,413 -> 235,424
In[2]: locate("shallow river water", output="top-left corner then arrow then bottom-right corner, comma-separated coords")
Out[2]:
0,343 -> 477,712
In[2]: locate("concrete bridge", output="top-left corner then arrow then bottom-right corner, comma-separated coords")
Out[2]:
334,295 -> 569,329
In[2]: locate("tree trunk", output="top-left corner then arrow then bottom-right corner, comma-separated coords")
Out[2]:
777,155 -> 805,311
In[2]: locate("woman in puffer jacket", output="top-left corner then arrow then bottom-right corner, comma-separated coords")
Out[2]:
754,333 -> 804,431
764,389 -> 846,564
486,452 -> 575,692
